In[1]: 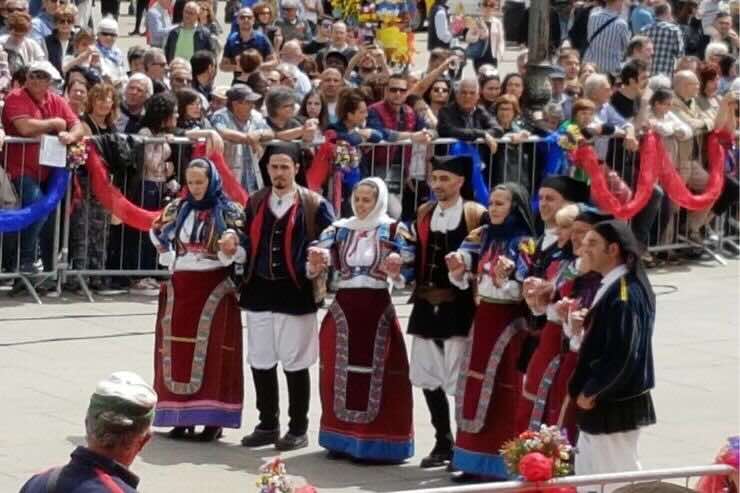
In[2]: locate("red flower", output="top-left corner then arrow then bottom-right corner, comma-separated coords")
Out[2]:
519,452 -> 554,481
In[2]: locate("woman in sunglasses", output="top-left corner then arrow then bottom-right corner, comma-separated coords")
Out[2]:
423,78 -> 452,119
43,3 -> 77,76
251,2 -> 274,33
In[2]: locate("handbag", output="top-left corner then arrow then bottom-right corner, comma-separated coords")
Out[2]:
465,37 -> 489,59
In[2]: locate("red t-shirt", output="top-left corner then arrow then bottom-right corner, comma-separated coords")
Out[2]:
1,88 -> 79,182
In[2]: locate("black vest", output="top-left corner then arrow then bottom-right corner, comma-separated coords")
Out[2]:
427,2 -> 451,50
408,209 -> 477,340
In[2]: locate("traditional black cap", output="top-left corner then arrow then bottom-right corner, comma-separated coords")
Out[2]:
431,155 -> 470,177
592,219 -> 655,309
431,155 -> 474,200
592,220 -> 643,259
540,175 -> 591,204
575,205 -> 612,225
263,141 -> 301,164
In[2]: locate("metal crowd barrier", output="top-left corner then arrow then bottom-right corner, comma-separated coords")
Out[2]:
391,464 -> 736,493
0,131 -> 737,302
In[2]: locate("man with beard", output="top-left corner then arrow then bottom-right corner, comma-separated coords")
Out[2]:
403,155 -> 487,469
219,142 -> 334,451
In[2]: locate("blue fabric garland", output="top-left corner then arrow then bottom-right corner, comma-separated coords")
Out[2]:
0,168 -> 69,233
450,141 -> 490,206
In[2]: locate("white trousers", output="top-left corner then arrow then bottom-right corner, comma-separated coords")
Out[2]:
576,429 -> 642,493
245,310 -> 318,372
409,336 -> 467,395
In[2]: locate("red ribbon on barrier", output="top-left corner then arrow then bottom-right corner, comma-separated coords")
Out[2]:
306,131 -> 337,192
570,130 -> 727,219
570,132 -> 660,220
656,130 -> 726,210
85,143 -> 160,232
86,142 -> 249,233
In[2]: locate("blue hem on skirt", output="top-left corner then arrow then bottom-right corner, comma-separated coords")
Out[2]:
319,430 -> 414,461
153,407 -> 242,429
452,446 -> 511,478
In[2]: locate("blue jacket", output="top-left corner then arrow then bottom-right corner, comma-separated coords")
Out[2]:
19,446 -> 139,492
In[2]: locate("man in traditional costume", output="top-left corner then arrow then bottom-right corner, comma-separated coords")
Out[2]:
221,142 -> 335,451
570,220 -> 657,480
405,155 -> 488,469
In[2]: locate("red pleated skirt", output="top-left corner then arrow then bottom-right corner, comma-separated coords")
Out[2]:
153,268 -> 244,428
516,320 -> 564,432
318,288 -> 414,461
453,301 -> 526,478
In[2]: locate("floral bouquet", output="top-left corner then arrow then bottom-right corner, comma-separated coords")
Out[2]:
500,425 -> 573,482
68,141 -> 88,169
333,140 -> 361,171
256,457 -> 316,493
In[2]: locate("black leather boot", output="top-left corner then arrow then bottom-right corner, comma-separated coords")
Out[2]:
419,388 -> 454,468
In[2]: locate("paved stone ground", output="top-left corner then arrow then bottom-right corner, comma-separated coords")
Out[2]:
1,258 -> 737,492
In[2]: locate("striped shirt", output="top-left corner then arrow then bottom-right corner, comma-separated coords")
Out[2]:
583,7 -> 630,74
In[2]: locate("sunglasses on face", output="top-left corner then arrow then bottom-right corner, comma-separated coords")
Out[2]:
99,32 -> 117,37
388,86 -> 407,93
238,14 -> 253,20
56,17 -> 74,24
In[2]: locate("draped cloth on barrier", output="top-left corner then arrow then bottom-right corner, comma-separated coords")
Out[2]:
571,131 -> 726,219
0,167 -> 69,233
449,141 -> 490,206
85,141 -> 248,232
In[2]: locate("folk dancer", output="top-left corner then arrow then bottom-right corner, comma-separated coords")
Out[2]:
445,183 -> 536,481
406,155 -> 488,469
309,178 -> 415,462
220,142 -> 335,451
150,159 -> 246,441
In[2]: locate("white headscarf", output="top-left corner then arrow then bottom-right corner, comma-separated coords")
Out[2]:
333,177 -> 394,231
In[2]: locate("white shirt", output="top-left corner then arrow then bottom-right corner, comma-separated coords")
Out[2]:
590,264 -> 629,308
541,227 -> 558,251
431,196 -> 463,232
434,8 -> 453,44
270,187 -> 297,219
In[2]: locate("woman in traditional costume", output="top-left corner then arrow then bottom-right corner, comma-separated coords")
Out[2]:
445,182 -> 536,481
307,177 -> 414,463
149,158 -> 246,441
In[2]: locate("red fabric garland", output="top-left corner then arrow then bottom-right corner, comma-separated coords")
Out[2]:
86,143 -> 160,232
570,132 -> 660,220
656,130 -> 726,210
85,142 -> 249,233
570,131 -> 727,219
306,130 -> 337,192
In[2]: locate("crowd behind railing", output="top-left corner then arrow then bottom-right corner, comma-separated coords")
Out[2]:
0,126 -> 737,303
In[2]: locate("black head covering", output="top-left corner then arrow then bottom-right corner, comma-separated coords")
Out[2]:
540,175 -> 591,204
263,141 -> 302,164
431,155 -> 474,200
575,205 -> 613,225
592,220 -> 656,309
490,182 -> 536,238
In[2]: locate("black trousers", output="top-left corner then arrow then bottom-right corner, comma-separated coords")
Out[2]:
132,0 -> 148,31
100,0 -> 119,19
422,387 -> 453,450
